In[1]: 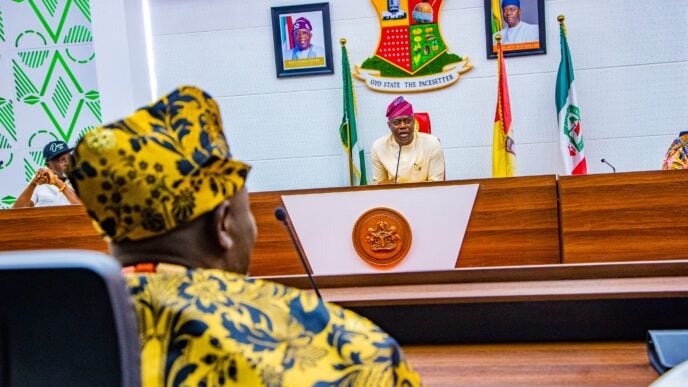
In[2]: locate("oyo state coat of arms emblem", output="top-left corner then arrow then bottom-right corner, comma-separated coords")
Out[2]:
355,0 -> 472,92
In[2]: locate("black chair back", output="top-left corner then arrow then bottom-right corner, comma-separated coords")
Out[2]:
0,250 -> 140,386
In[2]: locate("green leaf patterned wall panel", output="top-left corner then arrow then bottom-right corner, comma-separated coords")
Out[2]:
0,10 -> 5,43
0,0 -> 100,209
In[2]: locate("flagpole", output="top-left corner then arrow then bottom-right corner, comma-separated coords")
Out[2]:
493,33 -> 503,178
341,38 -> 354,187
557,15 -> 566,36
495,33 -> 502,95
347,123 -> 354,187
349,147 -> 354,186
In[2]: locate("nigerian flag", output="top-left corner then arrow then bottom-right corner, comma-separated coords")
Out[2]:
556,16 -> 587,175
340,40 -> 367,186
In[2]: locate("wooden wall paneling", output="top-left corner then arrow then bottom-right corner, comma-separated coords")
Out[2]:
559,170 -> 688,263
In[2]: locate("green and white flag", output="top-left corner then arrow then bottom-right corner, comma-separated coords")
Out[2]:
555,17 -> 587,175
340,41 -> 367,186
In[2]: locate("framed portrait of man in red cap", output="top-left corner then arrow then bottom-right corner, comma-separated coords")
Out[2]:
483,0 -> 546,58
271,3 -> 334,77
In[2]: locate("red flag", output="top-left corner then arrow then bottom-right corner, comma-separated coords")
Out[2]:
492,38 -> 515,177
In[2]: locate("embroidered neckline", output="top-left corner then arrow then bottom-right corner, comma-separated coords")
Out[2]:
122,262 -> 188,274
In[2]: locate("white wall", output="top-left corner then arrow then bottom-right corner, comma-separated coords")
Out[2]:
92,0 -> 153,123
148,0 -> 687,192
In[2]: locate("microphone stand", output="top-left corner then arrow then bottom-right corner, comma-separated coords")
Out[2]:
274,208 -> 321,299
600,158 -> 616,173
394,142 -> 402,183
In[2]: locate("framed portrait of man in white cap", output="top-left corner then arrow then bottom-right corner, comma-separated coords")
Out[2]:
483,0 -> 546,58
271,3 -> 334,77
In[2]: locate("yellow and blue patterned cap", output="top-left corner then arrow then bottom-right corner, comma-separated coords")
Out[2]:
68,86 -> 251,242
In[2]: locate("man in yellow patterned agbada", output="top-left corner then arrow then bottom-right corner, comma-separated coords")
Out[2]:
68,86 -> 421,386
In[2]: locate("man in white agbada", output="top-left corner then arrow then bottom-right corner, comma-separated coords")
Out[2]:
493,0 -> 539,44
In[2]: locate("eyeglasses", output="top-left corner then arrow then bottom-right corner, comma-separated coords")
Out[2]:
389,117 -> 414,127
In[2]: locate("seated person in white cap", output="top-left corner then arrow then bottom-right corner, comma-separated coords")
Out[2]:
12,140 -> 80,208
68,86 -> 421,386
371,96 -> 445,184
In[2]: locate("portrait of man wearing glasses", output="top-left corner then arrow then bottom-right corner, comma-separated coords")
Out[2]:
371,96 -> 445,184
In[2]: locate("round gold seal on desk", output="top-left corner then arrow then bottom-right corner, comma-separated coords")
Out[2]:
352,207 -> 412,268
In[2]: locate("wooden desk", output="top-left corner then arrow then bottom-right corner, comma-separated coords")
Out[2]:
454,175 -> 559,268
0,176 -> 559,276
404,342 -> 657,386
0,202 -> 682,384
249,175 -> 560,276
0,205 -> 107,253
267,261 -> 688,342
559,170 -> 688,263
267,260 -> 687,386
3,170 -> 688,275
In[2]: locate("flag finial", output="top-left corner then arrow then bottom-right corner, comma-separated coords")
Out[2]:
557,15 -> 567,37
340,38 -> 347,46
495,34 -> 502,44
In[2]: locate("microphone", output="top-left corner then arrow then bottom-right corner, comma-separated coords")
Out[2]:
394,143 -> 402,183
274,207 -> 321,299
600,158 -> 616,173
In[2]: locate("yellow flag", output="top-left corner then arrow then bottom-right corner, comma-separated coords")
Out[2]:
492,40 -> 516,177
